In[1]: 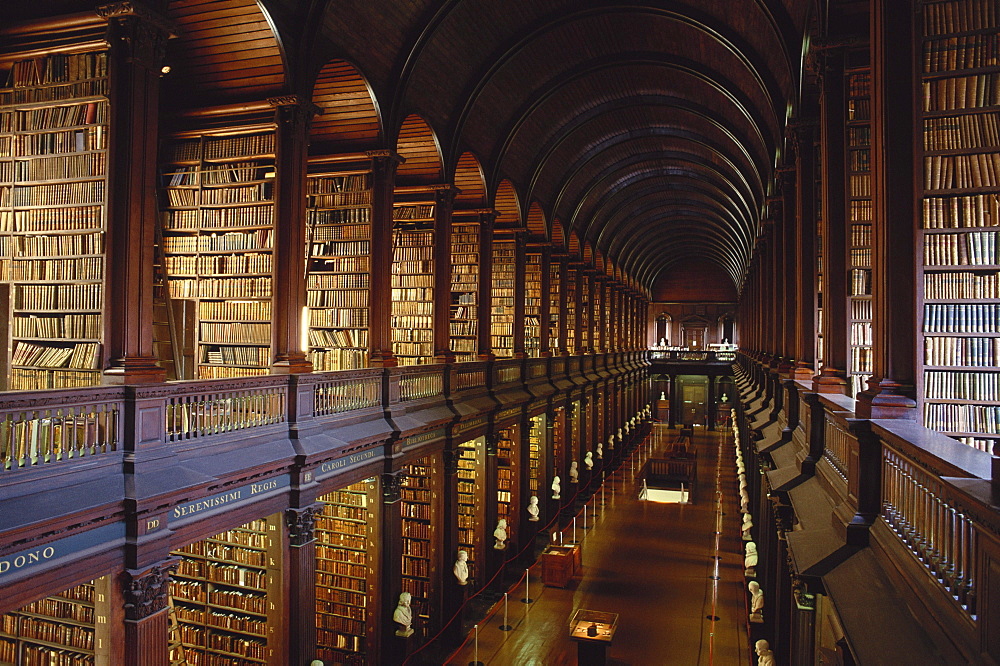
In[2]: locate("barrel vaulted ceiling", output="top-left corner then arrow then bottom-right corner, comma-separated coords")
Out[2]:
16,0 -> 813,293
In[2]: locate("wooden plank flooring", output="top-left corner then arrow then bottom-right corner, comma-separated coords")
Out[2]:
446,426 -> 751,665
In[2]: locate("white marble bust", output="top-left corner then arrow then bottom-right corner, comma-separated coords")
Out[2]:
551,475 -> 561,499
596,442 -> 603,459
755,639 -> 774,666
527,495 -> 540,521
748,581 -> 764,623
453,550 -> 469,586
584,451 -> 594,470
569,461 -> 579,483
744,541 -> 758,577
393,592 -> 414,636
494,519 -> 508,549
742,513 -> 753,540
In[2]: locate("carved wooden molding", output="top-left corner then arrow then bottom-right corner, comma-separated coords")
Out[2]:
285,504 -> 322,547
123,558 -> 180,621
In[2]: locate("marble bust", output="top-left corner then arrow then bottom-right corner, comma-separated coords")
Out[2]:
596,442 -> 603,459
494,519 -> 508,549
453,550 -> 469,586
551,475 -> 561,499
744,541 -> 758,578
393,592 -> 414,636
569,461 -> 579,483
755,639 -> 774,666
527,495 -> 540,521
584,451 -> 594,470
748,581 -> 764,623
742,513 -> 753,540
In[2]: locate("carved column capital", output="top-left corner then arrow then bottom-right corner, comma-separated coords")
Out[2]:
99,1 -> 174,70
442,448 -> 460,476
285,504 -> 323,547
123,558 -> 180,622
382,470 -> 406,503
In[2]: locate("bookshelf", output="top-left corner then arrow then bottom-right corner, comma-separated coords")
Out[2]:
315,478 -> 380,665
169,515 -> 283,665
495,425 -> 519,541
0,51 -> 110,390
565,266 -> 578,355
524,252 -> 543,356
455,437 -> 484,582
552,408 -> 566,483
160,129 -> 276,380
846,65 -> 873,398
815,130 -> 825,369
0,576 -> 111,665
450,216 -> 479,362
391,198 -> 435,366
305,164 -> 372,371
400,456 -> 439,639
528,414 -> 546,499
579,273 -> 590,352
549,260 -> 561,353
919,0 -> 1000,452
491,236 -> 516,358
591,277 -> 602,352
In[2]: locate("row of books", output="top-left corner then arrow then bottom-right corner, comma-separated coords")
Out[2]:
0,205 -> 102,233
851,268 -> 872,296
923,303 -> 1000,331
309,191 -> 372,209
924,403 -> 1000,434
198,366 -> 269,379
849,174 -> 871,197
309,328 -> 368,349
393,205 -> 435,220
308,207 -> 371,225
8,53 -> 107,88
392,274 -> 434,288
925,335 -> 1000,367
310,307 -> 368,327
851,322 -> 873,346
200,322 -> 270,345
924,270 -> 1000,298
11,341 -> 99,369
922,73 -> 1000,112
308,222 -> 370,242
923,0 -> 999,36
925,370 -> 1000,400
849,150 -> 871,172
310,256 -> 370,274
850,200 -> 873,222
923,194 -> 1000,228
10,180 -> 104,206
7,101 -> 106,132
309,174 -> 371,194
166,206 -> 274,230
200,300 -> 271,321
924,153 -> 1000,190
850,347 -> 872,373
16,283 -> 101,310
924,230 -> 999,264
164,252 -> 272,275
202,346 -> 270,367
162,229 -> 273,253
0,231 -> 103,257
178,134 -> 276,162
923,35 -> 1000,73
11,152 -> 105,182
168,277 -> 271,299
851,247 -> 872,268
924,112 -> 1000,151
7,257 -> 102,281
9,368 -> 98,389
11,126 -> 105,156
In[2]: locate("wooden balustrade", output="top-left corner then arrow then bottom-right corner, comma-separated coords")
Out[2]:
823,413 -> 852,480
396,365 -> 445,402
0,387 -> 123,471
881,446 -> 977,614
165,378 -> 287,441
313,370 -> 382,416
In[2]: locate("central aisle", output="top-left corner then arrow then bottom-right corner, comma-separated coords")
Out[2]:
445,426 -> 751,665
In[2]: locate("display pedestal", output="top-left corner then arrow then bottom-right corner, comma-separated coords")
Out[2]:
541,543 -> 580,587
568,609 -> 618,666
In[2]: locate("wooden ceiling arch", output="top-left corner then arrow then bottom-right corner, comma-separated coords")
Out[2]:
453,152 -> 488,209
494,179 -> 523,228
310,59 -> 381,151
395,114 -> 444,186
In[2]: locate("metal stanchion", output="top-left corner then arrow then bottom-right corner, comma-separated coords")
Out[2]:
499,593 -> 512,631
521,569 -> 534,604
469,624 -> 484,666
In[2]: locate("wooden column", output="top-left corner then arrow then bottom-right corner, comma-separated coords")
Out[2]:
539,247 -> 552,356
856,0 -> 918,419
439,448 -> 464,643
477,212 -> 496,360
779,166 -> 797,374
380,470 -> 406,663
100,2 -> 171,384
484,432 -> 502,579
433,187 -> 457,363
122,558 -> 178,666
270,96 -> 316,374
793,121 -> 819,382
513,232 -> 527,357
285,504 -> 322,665
369,152 -> 402,368
814,49 -> 851,393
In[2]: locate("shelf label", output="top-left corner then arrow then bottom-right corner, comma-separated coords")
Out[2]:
402,427 -> 446,450
170,474 -> 291,523
316,447 -> 381,480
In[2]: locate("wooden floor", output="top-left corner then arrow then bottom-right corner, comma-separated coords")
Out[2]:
447,426 -> 751,665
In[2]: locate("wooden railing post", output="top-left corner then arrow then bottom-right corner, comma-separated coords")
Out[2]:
844,419 -> 882,546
